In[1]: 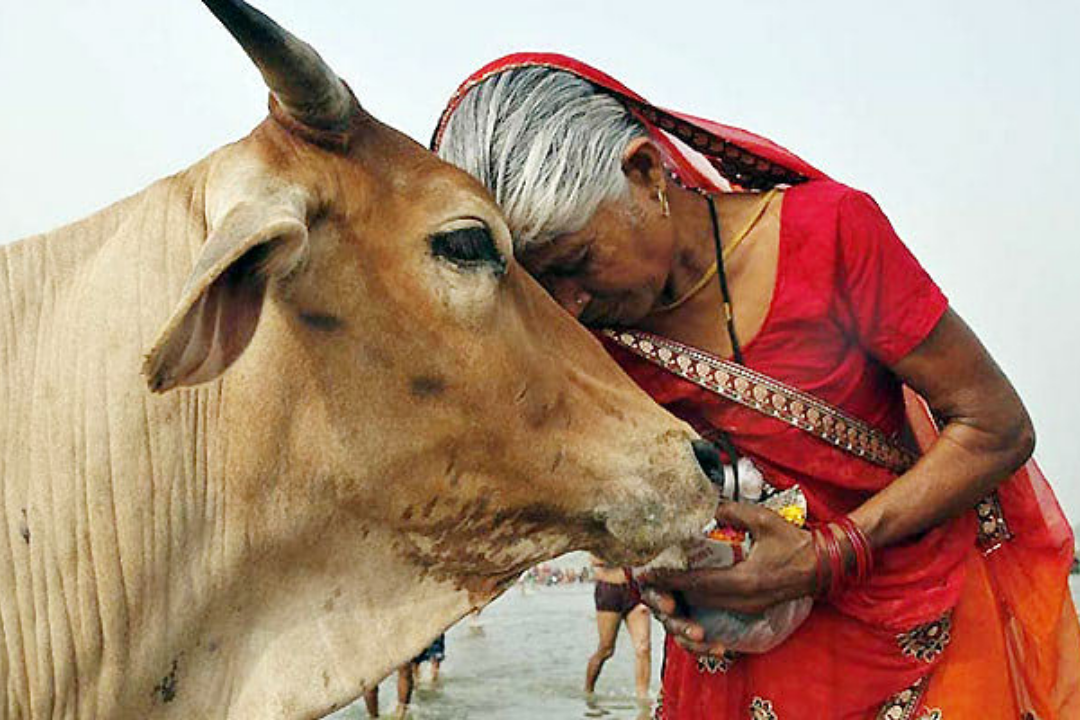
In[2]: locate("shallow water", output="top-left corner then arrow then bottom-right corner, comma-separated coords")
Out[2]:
329,576 -> 1080,719
328,583 -> 663,720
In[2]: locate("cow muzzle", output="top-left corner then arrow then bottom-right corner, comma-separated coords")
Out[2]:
592,435 -> 721,566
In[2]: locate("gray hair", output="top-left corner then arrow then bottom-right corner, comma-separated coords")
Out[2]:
437,67 -> 647,251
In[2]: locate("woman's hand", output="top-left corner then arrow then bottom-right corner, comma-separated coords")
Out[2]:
646,502 -> 817,612
638,502 -> 817,654
638,586 -> 721,656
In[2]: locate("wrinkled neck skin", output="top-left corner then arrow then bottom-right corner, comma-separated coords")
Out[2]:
93,369 -> 509,720
146,509 -> 485,720
102,316 -> 537,719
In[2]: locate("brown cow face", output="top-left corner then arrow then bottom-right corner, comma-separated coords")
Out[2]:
143,1 -> 717,586
290,122 -> 717,576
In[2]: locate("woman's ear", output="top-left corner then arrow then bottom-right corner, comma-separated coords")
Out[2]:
621,137 -> 665,191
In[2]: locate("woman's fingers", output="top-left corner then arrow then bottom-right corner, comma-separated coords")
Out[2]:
673,637 -> 729,656
639,588 -> 710,647
664,617 -> 729,656
640,577 -> 739,656
659,613 -> 705,644
713,500 -> 778,531
642,565 -> 784,614
643,564 -> 756,597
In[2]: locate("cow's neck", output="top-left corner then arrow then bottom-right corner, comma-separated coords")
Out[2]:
0,163 -> 234,718
132,329 -> 486,718
144,521 -> 478,720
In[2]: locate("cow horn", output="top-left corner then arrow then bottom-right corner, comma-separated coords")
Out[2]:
201,0 -> 357,131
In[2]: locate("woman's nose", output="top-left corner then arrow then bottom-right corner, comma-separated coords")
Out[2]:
549,280 -> 592,319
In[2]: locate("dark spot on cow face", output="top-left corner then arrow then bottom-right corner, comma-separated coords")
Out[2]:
409,375 -> 447,398
19,509 -> 29,544
153,658 -> 179,703
299,311 -> 343,332
401,506 -> 414,522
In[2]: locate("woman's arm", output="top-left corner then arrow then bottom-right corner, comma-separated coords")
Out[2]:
641,306 -> 1033,652
852,307 -> 1034,547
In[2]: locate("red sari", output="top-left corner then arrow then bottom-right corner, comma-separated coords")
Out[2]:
604,179 -> 1080,719
434,53 -> 1080,719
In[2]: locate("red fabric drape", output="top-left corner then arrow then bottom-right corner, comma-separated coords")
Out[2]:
432,52 -> 827,192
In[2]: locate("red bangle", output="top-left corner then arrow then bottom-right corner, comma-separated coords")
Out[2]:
810,528 -> 828,598
835,516 -> 874,585
821,524 -> 845,597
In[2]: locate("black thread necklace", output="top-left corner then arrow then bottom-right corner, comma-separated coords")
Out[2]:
705,193 -> 744,365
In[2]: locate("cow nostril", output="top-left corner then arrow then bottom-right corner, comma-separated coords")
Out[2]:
691,439 -> 724,487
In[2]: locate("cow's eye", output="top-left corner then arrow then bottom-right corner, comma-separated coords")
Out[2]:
430,224 -> 507,274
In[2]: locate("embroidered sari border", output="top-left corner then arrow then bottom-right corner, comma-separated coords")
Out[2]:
875,676 -> 936,720
602,329 -> 919,474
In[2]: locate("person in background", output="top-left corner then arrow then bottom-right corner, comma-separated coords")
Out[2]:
587,554 -> 652,701
363,635 -> 444,718
413,634 -> 445,684
363,663 -> 414,719
467,607 -> 486,635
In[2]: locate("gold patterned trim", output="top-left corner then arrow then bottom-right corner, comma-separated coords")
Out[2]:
975,491 -> 1012,552
876,677 -> 932,720
696,650 -> 739,674
602,329 -> 919,474
626,102 -> 804,189
897,613 -> 952,663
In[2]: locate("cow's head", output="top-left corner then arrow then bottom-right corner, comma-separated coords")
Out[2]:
144,0 -> 715,597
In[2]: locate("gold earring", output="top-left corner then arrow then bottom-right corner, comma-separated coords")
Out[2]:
657,186 -> 670,218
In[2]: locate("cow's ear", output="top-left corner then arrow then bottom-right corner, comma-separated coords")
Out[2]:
143,200 -> 308,393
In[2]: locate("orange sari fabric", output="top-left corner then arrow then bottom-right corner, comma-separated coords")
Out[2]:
906,393 -> 1080,719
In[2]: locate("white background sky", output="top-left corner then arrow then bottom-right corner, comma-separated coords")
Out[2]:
1,1 -> 1077,520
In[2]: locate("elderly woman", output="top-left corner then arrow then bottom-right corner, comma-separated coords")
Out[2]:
432,54 -> 1079,719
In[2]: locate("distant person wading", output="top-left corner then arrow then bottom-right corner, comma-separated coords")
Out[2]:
587,554 -> 653,701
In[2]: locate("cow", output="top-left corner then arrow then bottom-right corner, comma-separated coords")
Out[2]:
0,1 -> 718,718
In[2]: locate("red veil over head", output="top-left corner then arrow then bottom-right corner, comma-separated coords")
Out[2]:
431,52 -> 827,192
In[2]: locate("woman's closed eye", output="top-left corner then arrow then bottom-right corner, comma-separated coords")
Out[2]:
549,245 -> 591,277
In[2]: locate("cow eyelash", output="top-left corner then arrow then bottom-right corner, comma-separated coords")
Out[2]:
430,225 -> 507,274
